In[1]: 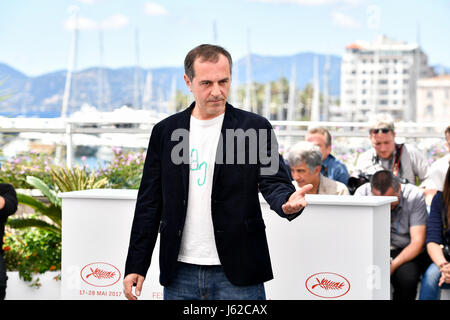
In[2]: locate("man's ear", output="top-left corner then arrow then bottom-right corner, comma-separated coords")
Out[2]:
184,74 -> 192,92
314,165 -> 321,175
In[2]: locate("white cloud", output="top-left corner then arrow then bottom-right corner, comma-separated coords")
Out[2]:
76,0 -> 104,4
64,13 -> 130,31
331,11 -> 361,28
64,15 -> 98,30
144,2 -> 168,16
249,0 -> 362,5
101,14 -> 129,30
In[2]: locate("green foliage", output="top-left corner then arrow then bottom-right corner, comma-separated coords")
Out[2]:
0,151 -> 54,189
50,165 -> 108,192
98,148 -> 145,189
7,176 -> 62,233
3,228 -> 61,287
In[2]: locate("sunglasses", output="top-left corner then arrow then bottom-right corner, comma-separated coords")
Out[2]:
370,128 -> 391,134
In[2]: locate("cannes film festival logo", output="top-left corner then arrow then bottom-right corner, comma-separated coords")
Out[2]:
171,128 -> 279,175
80,262 -> 121,287
305,272 -> 351,299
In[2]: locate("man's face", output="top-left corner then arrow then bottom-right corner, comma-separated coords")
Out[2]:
306,133 -> 331,160
372,186 -> 400,210
291,161 -> 320,191
184,54 -> 231,120
370,130 -> 396,160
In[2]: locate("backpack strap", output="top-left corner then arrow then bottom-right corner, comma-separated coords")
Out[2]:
392,143 -> 404,177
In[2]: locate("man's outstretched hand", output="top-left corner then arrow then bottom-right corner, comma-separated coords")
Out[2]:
282,184 -> 313,214
123,273 -> 145,300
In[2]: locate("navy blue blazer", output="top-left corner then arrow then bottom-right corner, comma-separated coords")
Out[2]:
124,102 -> 301,286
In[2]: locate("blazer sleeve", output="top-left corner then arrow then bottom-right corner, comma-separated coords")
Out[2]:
124,124 -> 163,278
257,120 -> 302,221
0,183 -> 18,221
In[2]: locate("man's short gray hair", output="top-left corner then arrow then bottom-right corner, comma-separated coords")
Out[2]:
287,141 -> 322,173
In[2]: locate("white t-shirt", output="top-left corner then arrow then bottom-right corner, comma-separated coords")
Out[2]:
421,154 -> 450,191
177,113 -> 224,265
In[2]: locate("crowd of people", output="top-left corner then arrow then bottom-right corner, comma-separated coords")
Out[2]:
285,115 -> 450,300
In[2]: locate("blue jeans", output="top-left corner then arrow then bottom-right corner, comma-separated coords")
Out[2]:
163,262 -> 266,300
419,263 -> 450,300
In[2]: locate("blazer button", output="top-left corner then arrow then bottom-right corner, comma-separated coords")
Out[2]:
183,200 -> 186,206
178,229 -> 182,237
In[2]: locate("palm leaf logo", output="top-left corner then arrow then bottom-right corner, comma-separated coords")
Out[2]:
86,267 -> 116,280
311,278 -> 345,291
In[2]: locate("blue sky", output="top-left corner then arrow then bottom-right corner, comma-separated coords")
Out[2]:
0,0 -> 449,76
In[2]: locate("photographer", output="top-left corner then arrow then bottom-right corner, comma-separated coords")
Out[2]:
419,166 -> 450,300
355,170 -> 430,300
351,113 -> 429,192
0,183 -> 18,300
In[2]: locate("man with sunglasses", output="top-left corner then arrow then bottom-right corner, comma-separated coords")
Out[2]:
352,113 -> 429,186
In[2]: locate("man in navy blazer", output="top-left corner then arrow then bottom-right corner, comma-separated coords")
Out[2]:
123,44 -> 312,300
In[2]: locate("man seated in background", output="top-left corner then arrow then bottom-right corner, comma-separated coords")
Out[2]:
306,126 -> 350,187
354,170 -> 430,300
287,141 -> 349,195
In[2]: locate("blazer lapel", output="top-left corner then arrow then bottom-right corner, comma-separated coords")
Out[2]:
178,102 -> 195,201
212,103 -> 237,193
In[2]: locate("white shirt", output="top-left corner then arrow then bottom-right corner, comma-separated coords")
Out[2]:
420,154 -> 450,191
177,113 -> 224,265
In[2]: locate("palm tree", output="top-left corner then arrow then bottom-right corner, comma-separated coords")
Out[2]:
0,78 -> 10,102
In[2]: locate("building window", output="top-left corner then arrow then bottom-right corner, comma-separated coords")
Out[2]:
426,105 -> 433,114
427,91 -> 433,98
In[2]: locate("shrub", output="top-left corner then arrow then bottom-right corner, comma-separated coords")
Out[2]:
0,151 -> 54,189
3,228 -> 61,288
98,148 -> 145,189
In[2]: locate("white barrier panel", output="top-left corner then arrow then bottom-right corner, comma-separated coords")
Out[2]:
60,189 -> 162,300
263,194 -> 394,300
60,189 -> 394,300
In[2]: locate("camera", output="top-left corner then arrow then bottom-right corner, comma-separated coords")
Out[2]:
347,173 -> 372,195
